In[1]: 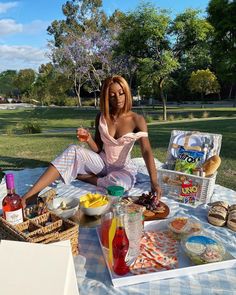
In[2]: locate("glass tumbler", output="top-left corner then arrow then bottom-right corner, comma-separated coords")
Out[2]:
123,204 -> 144,262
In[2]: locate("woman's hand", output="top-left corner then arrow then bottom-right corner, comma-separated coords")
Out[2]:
151,183 -> 162,200
76,128 -> 90,143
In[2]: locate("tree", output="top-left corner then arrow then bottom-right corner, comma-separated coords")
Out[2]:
170,9 -> 214,100
188,69 -> 220,99
14,69 -> 36,99
207,0 -> 236,99
32,63 -> 72,106
47,0 -> 115,106
114,3 -> 179,120
0,70 -> 18,98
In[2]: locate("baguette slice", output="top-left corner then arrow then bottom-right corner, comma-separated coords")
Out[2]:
202,155 -> 221,177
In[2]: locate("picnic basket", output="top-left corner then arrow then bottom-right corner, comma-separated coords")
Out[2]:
0,212 -> 79,255
158,130 -> 222,205
0,189 -> 79,256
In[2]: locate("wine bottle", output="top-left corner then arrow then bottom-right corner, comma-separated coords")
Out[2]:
2,173 -> 23,225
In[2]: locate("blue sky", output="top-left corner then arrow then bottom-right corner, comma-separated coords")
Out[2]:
0,0 -> 210,72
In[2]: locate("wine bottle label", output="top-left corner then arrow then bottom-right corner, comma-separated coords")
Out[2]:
5,208 -> 23,225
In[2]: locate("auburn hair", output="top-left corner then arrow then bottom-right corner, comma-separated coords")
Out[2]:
100,76 -> 132,120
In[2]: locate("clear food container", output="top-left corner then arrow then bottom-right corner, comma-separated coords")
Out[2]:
181,234 -> 225,265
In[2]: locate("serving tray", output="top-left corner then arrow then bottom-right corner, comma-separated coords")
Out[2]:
97,219 -> 236,288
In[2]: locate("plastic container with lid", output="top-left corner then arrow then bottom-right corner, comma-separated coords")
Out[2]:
168,216 -> 202,240
107,186 -> 125,204
181,234 -> 225,265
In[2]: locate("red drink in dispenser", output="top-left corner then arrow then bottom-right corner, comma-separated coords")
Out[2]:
101,218 -> 112,248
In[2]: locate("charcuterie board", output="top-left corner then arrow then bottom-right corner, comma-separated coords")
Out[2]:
143,201 -> 170,221
120,194 -> 170,221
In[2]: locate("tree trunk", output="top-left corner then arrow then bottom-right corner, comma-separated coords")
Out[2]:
74,80 -> 82,107
228,84 -> 233,99
94,92 -> 97,108
159,79 -> 167,121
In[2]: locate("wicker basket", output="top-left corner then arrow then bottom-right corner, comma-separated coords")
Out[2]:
0,212 -> 79,256
158,130 -> 222,205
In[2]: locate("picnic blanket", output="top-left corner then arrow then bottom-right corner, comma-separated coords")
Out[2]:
1,158 -> 236,294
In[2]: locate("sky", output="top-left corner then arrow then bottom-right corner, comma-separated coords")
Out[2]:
0,0 -> 210,73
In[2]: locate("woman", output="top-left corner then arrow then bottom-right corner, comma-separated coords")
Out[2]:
22,76 -> 161,206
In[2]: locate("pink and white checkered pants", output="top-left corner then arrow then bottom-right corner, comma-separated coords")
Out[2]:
51,144 -> 136,191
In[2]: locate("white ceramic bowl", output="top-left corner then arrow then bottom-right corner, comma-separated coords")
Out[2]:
80,196 -> 111,216
47,196 -> 80,219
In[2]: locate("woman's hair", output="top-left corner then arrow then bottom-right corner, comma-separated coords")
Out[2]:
100,75 -> 132,119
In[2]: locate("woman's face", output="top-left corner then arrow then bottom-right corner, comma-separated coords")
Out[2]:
109,82 -> 126,110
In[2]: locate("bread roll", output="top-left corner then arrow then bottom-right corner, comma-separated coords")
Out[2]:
210,201 -> 229,210
229,204 -> 236,212
202,155 -> 221,177
227,212 -> 236,231
208,205 -> 227,226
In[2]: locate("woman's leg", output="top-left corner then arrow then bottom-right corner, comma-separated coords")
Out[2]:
22,144 -> 106,206
52,144 -> 106,184
22,164 -> 60,206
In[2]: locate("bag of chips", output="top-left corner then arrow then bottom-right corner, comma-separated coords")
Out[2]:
175,147 -> 204,174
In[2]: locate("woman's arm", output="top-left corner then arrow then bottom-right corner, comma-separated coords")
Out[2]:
84,113 -> 103,153
135,115 -> 162,199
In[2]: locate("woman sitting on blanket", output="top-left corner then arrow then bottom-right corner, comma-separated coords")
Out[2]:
22,75 -> 161,206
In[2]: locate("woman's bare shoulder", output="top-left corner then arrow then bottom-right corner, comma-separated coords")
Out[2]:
130,112 -> 147,131
130,112 -> 145,122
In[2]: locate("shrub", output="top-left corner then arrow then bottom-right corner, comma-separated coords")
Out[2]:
176,115 -> 183,120
168,114 -> 175,121
83,99 -> 95,107
5,126 -> 15,136
64,97 -> 77,106
202,111 -> 209,118
188,113 -> 195,119
23,121 -> 42,134
157,115 -> 163,121
90,120 -> 95,129
145,115 -> 153,123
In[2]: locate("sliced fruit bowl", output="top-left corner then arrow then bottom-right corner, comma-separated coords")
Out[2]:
80,193 -> 111,216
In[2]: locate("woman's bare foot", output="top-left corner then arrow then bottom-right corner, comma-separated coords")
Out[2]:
77,174 -> 98,186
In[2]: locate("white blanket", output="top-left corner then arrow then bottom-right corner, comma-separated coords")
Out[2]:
1,158 -> 236,294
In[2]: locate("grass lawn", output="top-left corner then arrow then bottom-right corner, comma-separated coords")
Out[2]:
0,107 -> 235,191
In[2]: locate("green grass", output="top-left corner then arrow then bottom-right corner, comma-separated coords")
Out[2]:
0,107 -> 235,191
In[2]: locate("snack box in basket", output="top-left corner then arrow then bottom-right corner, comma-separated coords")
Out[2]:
158,130 -> 222,206
0,212 -> 79,256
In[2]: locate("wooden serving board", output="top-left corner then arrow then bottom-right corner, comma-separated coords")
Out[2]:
143,201 -> 170,221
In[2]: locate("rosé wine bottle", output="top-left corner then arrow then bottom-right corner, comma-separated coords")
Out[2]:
2,173 -> 23,225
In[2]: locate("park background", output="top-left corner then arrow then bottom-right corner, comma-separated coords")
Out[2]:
0,0 -> 235,191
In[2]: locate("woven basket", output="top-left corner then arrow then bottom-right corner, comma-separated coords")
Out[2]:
0,212 -> 79,256
158,130 -> 222,206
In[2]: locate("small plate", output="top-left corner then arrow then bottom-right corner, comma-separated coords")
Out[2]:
171,133 -> 203,158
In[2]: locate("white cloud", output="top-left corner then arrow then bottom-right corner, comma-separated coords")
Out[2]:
0,1 -> 18,13
0,45 -> 50,72
0,18 -> 23,35
23,20 -> 50,35
0,19 -> 50,36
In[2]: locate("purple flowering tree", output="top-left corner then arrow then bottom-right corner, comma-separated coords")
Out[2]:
49,29 -> 115,106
